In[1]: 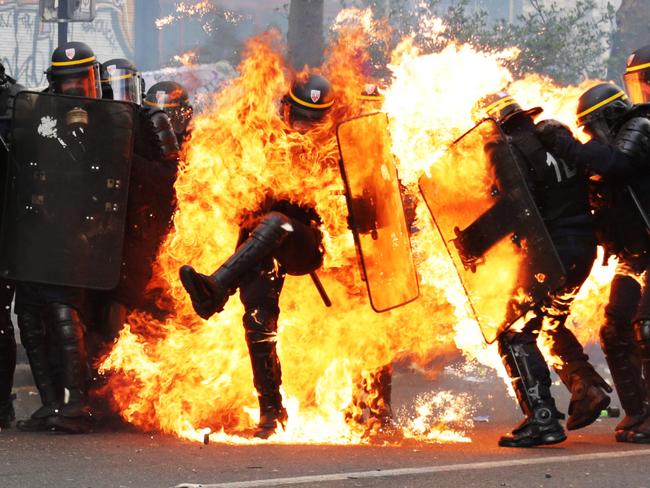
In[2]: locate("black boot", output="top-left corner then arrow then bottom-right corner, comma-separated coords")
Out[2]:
16,405 -> 59,432
627,320 -> 650,443
600,319 -> 647,441
546,320 -> 611,431
45,304 -> 91,434
498,340 -> 566,448
564,372 -> 611,431
255,392 -> 288,439
180,212 -> 293,319
0,304 -> 16,428
499,403 -> 567,448
16,309 -> 59,431
244,311 -> 287,439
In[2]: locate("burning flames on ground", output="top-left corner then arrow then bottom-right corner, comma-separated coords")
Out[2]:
101,9 -> 615,445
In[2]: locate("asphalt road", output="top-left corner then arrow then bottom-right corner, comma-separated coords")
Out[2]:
1,420 -> 649,488
2,346 -> 650,488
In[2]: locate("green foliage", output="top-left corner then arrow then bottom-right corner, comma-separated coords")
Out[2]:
487,0 -> 617,84
340,0 -> 617,84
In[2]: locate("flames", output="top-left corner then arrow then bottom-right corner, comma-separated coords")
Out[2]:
101,9 -> 615,445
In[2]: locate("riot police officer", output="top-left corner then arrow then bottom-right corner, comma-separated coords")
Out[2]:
537,82 -> 650,443
477,92 -> 611,447
179,73 -> 333,439
14,42 -> 104,433
90,59 -> 179,355
144,81 -> 193,148
0,62 -> 24,428
624,44 -> 650,105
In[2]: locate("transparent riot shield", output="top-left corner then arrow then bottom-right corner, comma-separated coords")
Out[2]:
419,119 -> 565,343
0,91 -> 136,289
337,113 -> 419,312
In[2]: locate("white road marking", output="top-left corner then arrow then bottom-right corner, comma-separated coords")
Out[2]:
173,448 -> 650,488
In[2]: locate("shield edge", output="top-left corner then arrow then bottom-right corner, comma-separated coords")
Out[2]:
418,118 -> 566,343
336,112 -> 420,313
0,90 -> 137,290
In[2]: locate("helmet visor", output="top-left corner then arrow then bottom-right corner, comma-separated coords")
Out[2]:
623,68 -> 650,104
51,64 -> 101,99
104,69 -> 142,104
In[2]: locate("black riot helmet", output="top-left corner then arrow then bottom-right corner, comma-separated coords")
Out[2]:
47,41 -> 101,99
358,83 -> 384,103
576,83 -> 631,143
144,81 -> 193,138
476,91 -> 543,125
357,82 -> 384,113
282,73 -> 334,130
101,58 -> 143,104
623,44 -> 650,104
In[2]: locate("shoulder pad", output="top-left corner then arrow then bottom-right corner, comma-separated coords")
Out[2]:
5,83 -> 25,114
142,109 -> 179,164
615,116 -> 650,160
613,103 -> 650,132
0,82 -> 24,118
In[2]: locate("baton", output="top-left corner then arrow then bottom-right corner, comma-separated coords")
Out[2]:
309,271 -> 332,307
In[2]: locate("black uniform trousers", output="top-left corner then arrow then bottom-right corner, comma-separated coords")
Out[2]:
0,280 -> 15,405
502,232 -> 597,391
237,216 -> 322,400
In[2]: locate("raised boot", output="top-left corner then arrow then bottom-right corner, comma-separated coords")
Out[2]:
45,304 -> 91,434
600,319 -> 647,441
498,340 -> 566,448
546,318 -> 612,431
564,371 -> 611,431
180,212 -> 294,319
16,309 -> 59,431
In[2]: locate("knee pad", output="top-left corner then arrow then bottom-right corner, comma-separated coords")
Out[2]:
605,274 -> 641,323
17,309 -> 46,349
47,303 -> 84,346
243,309 -> 278,344
633,320 -> 650,356
251,212 -> 293,247
599,319 -> 630,353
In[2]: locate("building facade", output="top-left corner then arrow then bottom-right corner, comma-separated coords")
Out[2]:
0,0 -> 137,87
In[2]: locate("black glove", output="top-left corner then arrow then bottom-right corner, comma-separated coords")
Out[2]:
535,119 -> 576,159
535,119 -> 572,146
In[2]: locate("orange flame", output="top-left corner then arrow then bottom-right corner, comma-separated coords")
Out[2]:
102,11 -> 614,444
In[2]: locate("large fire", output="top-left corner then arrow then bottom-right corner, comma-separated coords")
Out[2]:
101,9 -> 615,444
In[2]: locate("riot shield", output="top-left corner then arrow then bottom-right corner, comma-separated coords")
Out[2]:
419,119 -> 565,343
337,113 -> 419,312
0,91 -> 136,289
